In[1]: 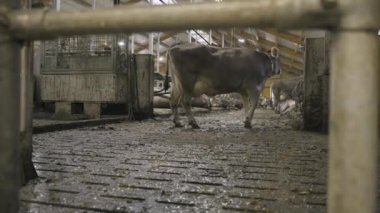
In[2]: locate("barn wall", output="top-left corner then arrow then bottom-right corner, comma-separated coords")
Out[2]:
41,73 -> 127,102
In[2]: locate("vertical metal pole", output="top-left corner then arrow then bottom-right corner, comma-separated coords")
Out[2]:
92,0 -> 96,8
130,34 -> 135,54
148,34 -> 154,54
209,30 -> 212,45
156,33 -> 160,73
221,33 -> 225,48
328,28 -> 379,213
0,0 -> 21,212
188,30 -> 192,43
378,37 -> 380,133
148,0 -> 154,54
55,0 -> 61,11
230,29 -> 234,47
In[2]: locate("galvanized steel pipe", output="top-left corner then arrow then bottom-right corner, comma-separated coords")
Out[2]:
328,14 -> 379,213
0,1 -> 21,212
7,0 -> 342,40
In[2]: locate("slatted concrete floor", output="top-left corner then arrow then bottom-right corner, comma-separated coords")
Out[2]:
21,109 -> 331,212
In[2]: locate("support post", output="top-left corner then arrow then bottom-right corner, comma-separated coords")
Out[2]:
303,30 -> 328,132
156,33 -> 160,73
19,41 -> 37,184
328,24 -> 379,213
148,34 -> 154,54
0,1 -> 21,212
84,102 -> 101,119
209,30 -> 212,44
130,34 -> 135,54
128,55 -> 154,120
54,0 -> 60,11
230,29 -> 234,47
221,33 -> 225,48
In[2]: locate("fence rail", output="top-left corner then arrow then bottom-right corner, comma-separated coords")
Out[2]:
0,0 -> 378,213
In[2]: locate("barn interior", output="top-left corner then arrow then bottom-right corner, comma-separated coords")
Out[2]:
0,0 -> 379,212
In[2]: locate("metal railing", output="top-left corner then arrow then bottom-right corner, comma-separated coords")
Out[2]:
0,0 -> 378,212
41,34 -> 128,73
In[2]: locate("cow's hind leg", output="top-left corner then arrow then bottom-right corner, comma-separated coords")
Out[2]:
183,96 -> 199,129
170,88 -> 183,128
271,89 -> 280,114
244,89 -> 261,128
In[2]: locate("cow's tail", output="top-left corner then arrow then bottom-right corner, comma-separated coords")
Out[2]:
164,52 -> 170,91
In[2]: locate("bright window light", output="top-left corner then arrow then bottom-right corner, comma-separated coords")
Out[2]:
118,41 -> 125,47
238,38 -> 245,43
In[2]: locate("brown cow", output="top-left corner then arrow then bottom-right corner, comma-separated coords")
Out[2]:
166,43 -> 281,128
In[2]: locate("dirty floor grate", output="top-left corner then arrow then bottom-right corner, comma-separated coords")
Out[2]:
20,109 -> 356,212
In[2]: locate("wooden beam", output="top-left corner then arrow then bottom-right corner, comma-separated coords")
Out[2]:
216,29 -> 304,72
259,29 -> 304,45
280,61 -> 303,73
211,30 -> 232,47
136,31 -> 179,53
281,63 -> 303,75
236,29 -> 304,60
281,57 -> 304,71
73,0 -> 92,7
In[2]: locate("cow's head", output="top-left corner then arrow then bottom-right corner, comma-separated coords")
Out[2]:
269,47 -> 281,76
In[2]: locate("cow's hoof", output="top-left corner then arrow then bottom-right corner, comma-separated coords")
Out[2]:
244,121 -> 252,129
189,122 -> 200,129
174,122 -> 184,128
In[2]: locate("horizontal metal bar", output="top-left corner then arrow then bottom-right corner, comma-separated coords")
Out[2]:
8,0 -> 342,40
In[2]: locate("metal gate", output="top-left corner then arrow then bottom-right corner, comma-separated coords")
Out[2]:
41,34 -> 128,73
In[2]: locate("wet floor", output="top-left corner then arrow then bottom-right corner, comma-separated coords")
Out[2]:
21,109 -> 332,212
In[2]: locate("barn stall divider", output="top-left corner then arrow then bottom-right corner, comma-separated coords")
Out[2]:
0,0 -> 378,212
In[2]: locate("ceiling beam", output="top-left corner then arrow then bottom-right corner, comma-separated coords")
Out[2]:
135,31 -> 179,53
214,29 -> 304,72
235,29 -> 304,59
259,29 -> 304,45
281,63 -> 303,75
72,0 -> 92,7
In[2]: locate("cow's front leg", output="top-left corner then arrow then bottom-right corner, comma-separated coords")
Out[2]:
241,93 -> 250,120
172,107 -> 183,127
183,97 -> 199,129
244,90 -> 260,128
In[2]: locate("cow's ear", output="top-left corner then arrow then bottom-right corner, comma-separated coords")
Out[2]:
270,47 -> 280,58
